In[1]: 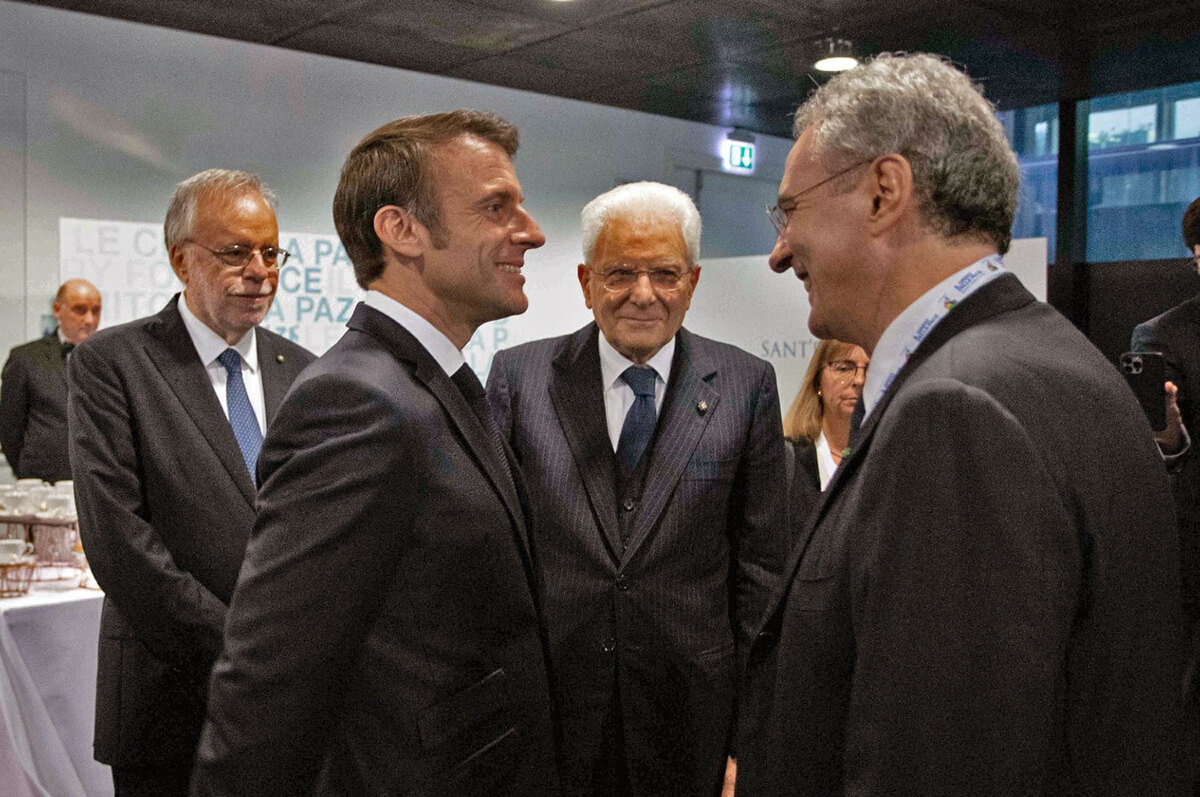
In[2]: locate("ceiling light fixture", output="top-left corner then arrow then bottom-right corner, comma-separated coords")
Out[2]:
814,39 -> 858,73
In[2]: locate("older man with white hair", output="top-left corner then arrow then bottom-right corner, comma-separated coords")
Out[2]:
739,52 -> 1186,795
488,181 -> 785,796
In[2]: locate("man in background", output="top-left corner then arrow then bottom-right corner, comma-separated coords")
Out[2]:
487,181 -> 784,796
193,110 -> 559,796
0,277 -> 101,481
740,53 -> 1185,794
1131,194 -> 1200,790
68,169 -> 314,796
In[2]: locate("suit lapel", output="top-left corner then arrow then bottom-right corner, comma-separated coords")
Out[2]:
549,325 -> 624,559
762,274 -> 1038,626
347,304 -> 532,565
36,334 -> 67,384
256,334 -> 296,425
622,329 -> 718,564
144,297 -> 256,505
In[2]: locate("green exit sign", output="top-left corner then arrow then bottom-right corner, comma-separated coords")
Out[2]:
724,141 -> 755,172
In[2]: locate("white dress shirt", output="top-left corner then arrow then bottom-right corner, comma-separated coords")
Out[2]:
363,290 -> 464,377
814,431 -> 838,491
598,333 -> 675,452
178,293 -> 267,434
862,254 -> 1007,421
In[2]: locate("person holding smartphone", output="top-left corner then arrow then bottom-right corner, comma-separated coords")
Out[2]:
1131,194 -> 1200,792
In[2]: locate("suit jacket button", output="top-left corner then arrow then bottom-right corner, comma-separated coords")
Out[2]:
616,574 -> 628,591
621,498 -> 635,511
602,639 -> 616,653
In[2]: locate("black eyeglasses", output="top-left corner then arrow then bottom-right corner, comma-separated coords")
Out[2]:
185,241 -> 290,270
766,159 -> 871,235
592,266 -> 691,293
824,359 -> 868,380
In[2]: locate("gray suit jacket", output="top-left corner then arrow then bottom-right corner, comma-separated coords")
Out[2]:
488,323 -> 785,797
739,274 -> 1187,795
192,303 -> 559,796
0,332 -> 73,481
67,295 -> 314,766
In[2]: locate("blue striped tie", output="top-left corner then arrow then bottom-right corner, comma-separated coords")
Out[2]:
616,366 -> 657,473
217,348 -> 263,477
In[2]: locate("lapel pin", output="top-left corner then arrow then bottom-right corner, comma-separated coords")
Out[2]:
697,400 -> 708,414
276,354 -> 284,363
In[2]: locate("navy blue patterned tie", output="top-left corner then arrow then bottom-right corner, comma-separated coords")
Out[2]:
217,348 -> 263,477
616,366 -> 657,473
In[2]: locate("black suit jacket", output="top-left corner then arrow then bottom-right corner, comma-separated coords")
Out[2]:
1133,295 -> 1200,621
783,436 -> 821,552
191,303 -> 559,796
67,295 -> 314,767
0,332 -> 73,481
740,274 -> 1186,795
487,323 -> 784,797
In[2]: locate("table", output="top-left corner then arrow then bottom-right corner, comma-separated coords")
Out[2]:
0,584 -> 111,796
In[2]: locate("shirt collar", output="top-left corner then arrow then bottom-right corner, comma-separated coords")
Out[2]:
177,291 -> 258,372
597,328 -> 675,391
861,254 -> 1006,418
363,290 -> 464,377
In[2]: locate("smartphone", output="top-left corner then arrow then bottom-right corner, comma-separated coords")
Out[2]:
1120,351 -> 1166,431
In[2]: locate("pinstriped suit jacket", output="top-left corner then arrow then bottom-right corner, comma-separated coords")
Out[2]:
487,323 -> 785,797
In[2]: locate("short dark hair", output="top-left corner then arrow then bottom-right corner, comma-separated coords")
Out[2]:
333,110 -> 519,289
1183,196 -> 1200,251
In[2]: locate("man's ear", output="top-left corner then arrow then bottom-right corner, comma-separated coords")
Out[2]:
577,263 -> 594,310
867,154 -> 913,233
374,205 -> 426,259
168,244 -> 188,285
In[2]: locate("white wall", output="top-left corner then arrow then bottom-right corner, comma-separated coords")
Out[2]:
0,0 -> 793,356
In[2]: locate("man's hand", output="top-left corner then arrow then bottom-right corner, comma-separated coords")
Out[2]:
1156,381 -> 1183,451
721,756 -> 736,797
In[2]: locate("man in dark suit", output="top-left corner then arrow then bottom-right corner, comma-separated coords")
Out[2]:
0,277 -> 101,481
1133,196 -> 1200,638
487,181 -> 784,796
1132,195 -> 1200,790
192,110 -> 559,796
739,53 -> 1186,795
68,169 -> 314,796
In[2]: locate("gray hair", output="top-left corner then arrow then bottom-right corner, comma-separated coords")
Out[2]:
580,181 -> 701,265
163,168 -> 277,250
793,52 -> 1019,253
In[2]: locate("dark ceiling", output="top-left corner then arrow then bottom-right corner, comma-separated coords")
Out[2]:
17,0 -> 1200,138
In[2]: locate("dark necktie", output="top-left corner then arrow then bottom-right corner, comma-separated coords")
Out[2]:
62,342 -> 75,360
451,364 -> 515,488
616,366 -> 657,473
216,348 -> 263,477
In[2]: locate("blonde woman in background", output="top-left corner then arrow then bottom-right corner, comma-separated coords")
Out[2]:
781,340 -> 869,546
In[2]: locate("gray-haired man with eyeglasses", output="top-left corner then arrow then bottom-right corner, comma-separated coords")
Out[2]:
487,180 -> 785,797
741,52 -> 1185,796
67,168 -> 314,796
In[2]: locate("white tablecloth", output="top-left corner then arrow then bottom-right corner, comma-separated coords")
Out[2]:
0,584 -> 111,796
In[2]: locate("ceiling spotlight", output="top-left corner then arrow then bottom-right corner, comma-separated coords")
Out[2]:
814,39 -> 858,73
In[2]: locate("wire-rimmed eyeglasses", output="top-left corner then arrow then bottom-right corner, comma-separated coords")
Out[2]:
766,159 -> 871,235
591,266 -> 691,293
185,241 -> 290,271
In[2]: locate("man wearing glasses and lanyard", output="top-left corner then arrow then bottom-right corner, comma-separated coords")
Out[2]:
68,169 -> 314,796
487,181 -> 784,797
739,53 -> 1185,795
